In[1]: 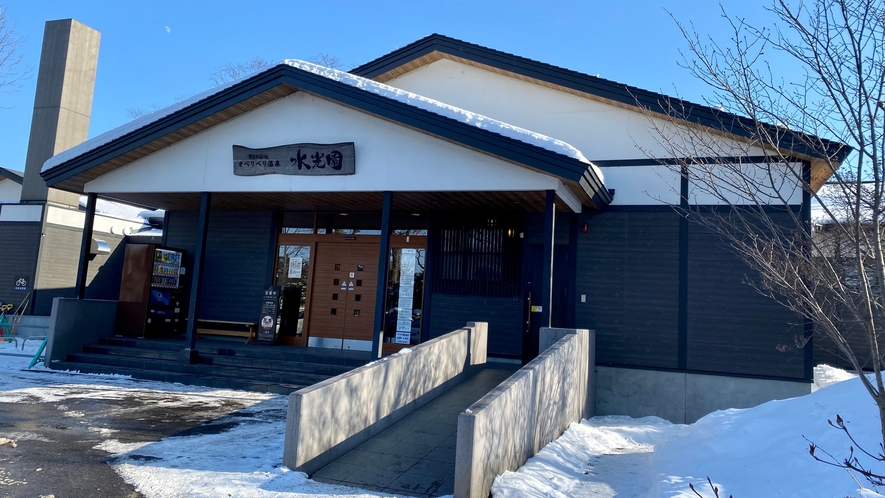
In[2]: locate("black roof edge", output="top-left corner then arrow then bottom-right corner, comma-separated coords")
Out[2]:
0,167 -> 24,184
352,34 -> 853,164
40,64 -> 610,207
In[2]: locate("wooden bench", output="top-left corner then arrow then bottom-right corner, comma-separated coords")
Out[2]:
196,320 -> 257,343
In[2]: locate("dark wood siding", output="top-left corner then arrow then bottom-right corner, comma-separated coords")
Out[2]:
165,210 -> 274,323
0,222 -> 41,312
686,213 -> 805,378
428,294 -> 524,357
575,211 -> 680,368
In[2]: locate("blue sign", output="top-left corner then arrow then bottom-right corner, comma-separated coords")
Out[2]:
13,277 -> 28,291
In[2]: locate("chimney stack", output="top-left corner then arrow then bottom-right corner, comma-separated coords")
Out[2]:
20,19 -> 100,205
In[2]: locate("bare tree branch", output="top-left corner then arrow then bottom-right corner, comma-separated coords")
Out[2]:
642,0 -> 885,451
0,5 -> 29,105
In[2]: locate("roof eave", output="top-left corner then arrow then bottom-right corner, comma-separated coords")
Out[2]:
0,167 -> 24,184
41,64 -> 608,208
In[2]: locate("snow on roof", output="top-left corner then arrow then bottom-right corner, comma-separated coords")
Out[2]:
42,78 -> 244,173
280,59 -> 603,182
42,60 -> 603,183
80,195 -> 160,223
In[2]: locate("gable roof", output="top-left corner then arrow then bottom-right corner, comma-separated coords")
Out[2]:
352,34 -> 851,186
0,167 -> 23,184
40,61 -> 610,209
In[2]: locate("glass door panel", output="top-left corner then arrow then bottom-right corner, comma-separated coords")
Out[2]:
383,247 -> 426,346
276,244 -> 311,345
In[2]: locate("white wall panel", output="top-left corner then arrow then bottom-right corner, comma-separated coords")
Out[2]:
0,179 -> 21,203
688,162 -> 803,206
85,92 -> 566,196
0,203 -> 43,222
386,59 -> 769,200
603,166 -> 681,205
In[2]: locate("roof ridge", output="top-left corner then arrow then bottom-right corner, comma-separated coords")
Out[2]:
351,33 -> 851,164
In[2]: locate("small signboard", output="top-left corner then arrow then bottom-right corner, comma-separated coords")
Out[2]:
13,276 -> 28,291
256,286 -> 281,344
394,249 -> 418,345
530,305 -> 543,313
233,143 -> 355,177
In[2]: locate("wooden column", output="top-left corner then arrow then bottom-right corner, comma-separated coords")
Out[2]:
75,193 -> 97,299
181,192 -> 211,364
371,191 -> 393,359
541,190 -> 556,329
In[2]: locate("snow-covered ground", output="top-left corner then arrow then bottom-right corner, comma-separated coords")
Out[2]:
0,340 -> 392,497
493,364 -> 881,498
1,338 -> 881,497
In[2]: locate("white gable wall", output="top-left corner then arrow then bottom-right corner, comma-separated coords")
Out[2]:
384,59 -> 767,161
384,59 -> 793,206
85,91 -> 581,210
0,179 -> 21,203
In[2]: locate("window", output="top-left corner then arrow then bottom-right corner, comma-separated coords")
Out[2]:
432,214 -> 521,296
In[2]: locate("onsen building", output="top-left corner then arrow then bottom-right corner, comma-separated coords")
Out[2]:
35,34 -> 848,422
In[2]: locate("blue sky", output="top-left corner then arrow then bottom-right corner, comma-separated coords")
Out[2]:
0,0 -> 781,171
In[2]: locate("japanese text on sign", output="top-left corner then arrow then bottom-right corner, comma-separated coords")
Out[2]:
233,143 -> 355,176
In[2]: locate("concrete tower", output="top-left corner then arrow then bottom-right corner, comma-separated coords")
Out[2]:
0,19 -> 101,315
20,19 -> 100,205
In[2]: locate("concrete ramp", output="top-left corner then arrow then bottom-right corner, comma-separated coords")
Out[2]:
310,365 -> 517,496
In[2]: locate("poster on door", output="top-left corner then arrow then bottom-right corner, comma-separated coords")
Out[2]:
287,257 -> 302,279
395,249 -> 418,344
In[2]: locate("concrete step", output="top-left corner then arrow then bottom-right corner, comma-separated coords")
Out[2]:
47,361 -> 304,394
97,336 -> 370,368
64,353 -> 334,387
81,344 -> 357,376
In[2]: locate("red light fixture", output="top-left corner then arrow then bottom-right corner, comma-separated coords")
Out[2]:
581,223 -> 589,233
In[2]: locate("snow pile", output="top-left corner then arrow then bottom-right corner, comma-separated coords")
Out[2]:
494,366 -> 882,498
650,375 -> 881,497
42,59 -> 603,183
493,416 -> 681,497
815,363 -> 857,389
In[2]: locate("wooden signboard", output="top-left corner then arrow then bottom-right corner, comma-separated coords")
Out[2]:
233,143 -> 355,176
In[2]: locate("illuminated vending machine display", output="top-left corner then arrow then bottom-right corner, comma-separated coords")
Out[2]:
115,244 -> 188,338
147,248 -> 186,337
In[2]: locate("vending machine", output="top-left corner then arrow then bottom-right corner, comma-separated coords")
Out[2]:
116,244 -> 187,338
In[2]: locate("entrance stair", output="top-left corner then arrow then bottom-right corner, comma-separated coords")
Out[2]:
49,337 -> 372,394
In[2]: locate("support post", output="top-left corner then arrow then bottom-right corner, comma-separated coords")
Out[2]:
541,190 -> 555,329
420,212 -> 436,343
181,192 -> 211,364
75,193 -> 97,299
372,191 -> 393,359
566,212 -> 578,329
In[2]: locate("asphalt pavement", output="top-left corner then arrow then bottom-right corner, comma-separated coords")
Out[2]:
0,371 -> 264,498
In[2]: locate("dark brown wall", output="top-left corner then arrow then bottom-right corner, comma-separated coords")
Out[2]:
165,210 -> 274,323
575,209 -> 806,380
0,222 -> 41,312
576,210 -> 680,369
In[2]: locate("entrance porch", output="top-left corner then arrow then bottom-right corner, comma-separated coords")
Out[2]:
55,187 -> 581,373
